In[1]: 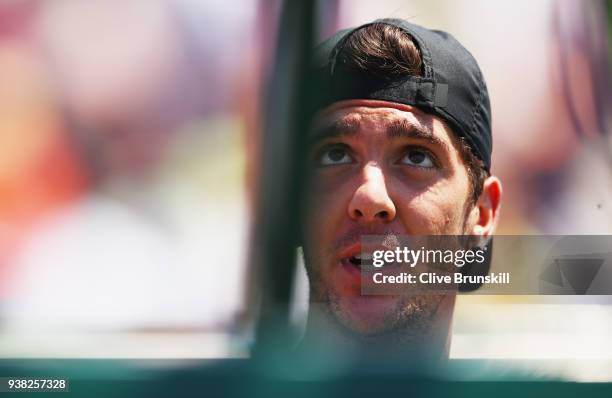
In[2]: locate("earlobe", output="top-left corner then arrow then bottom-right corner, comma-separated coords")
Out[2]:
471,176 -> 502,237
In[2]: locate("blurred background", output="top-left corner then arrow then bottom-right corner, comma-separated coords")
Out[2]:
0,0 -> 611,382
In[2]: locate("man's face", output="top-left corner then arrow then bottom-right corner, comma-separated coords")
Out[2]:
302,99 -> 475,336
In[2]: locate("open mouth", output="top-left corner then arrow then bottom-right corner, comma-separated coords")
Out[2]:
344,252 -> 403,272
346,253 -> 373,270
349,255 -> 362,268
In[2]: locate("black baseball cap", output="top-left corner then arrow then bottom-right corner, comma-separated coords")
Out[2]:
312,18 -> 493,172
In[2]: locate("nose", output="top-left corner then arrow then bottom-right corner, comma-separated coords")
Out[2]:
348,164 -> 396,224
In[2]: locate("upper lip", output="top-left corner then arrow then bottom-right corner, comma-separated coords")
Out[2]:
336,242 -> 361,261
336,242 -> 399,262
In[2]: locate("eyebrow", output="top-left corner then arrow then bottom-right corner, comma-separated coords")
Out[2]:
309,115 -> 451,154
308,116 -> 360,144
386,119 -> 451,154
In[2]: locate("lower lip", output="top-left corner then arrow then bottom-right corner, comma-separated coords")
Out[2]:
341,258 -> 361,276
336,258 -> 382,290
334,260 -> 399,320
332,259 -> 362,293
336,259 -> 405,291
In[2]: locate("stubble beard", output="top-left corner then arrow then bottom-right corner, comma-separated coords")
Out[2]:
303,219 -> 472,346
303,250 -> 449,346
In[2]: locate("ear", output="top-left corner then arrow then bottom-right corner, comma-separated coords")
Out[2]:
468,176 -> 502,237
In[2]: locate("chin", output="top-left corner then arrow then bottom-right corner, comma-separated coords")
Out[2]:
331,294 -> 404,335
330,291 -> 446,337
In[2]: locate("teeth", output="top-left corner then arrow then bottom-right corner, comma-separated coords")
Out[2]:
353,253 -> 372,260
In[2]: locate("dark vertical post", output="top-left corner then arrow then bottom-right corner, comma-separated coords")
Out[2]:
251,0 -> 317,355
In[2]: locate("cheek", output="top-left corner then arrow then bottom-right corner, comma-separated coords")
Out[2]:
393,178 -> 470,234
303,174 -> 353,251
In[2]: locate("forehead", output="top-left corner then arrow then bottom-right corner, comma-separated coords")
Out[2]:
310,99 -> 459,149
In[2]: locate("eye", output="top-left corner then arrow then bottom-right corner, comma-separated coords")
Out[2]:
400,148 -> 436,169
317,145 -> 353,167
